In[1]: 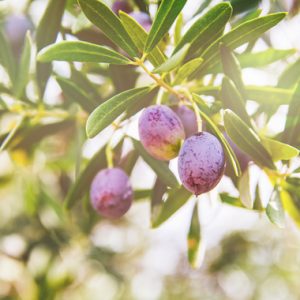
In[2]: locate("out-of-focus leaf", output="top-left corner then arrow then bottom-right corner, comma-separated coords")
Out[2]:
229,0 -> 260,15
14,32 -> 32,98
282,82 -> 300,146
191,13 -> 286,78
86,86 -> 152,138
278,58 -> 300,89
193,95 -> 241,177
261,137 -> 299,161
133,0 -> 148,13
238,166 -> 252,209
173,58 -> 203,85
193,0 -> 213,17
36,0 -> 67,94
221,77 -> 251,126
152,186 -> 192,228
153,44 -> 190,73
56,76 -> 98,112
253,183 -> 264,211
151,179 -> 167,225
224,109 -> 276,170
233,8 -> 262,27
174,13 -> 183,46
144,0 -> 187,53
220,44 -> 246,98
65,146 -> 107,209
132,138 -> 179,188
119,149 -> 139,175
38,41 -> 131,65
188,202 -> 202,268
281,190 -> 300,227
220,193 -> 243,207
0,29 -> 16,82
266,187 -> 285,228
134,189 -> 152,201
174,3 -> 232,57
78,0 -> 138,57
119,11 -> 166,68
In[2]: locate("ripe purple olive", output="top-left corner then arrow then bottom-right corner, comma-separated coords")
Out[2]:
129,12 -> 152,31
138,105 -> 185,161
4,14 -> 32,57
112,1 -> 132,14
178,132 -> 225,195
172,105 -> 198,138
90,168 -> 133,219
223,132 -> 251,174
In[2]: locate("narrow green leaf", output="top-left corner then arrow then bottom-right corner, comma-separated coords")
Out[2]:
224,109 -> 276,169
173,58 -> 203,85
221,77 -> 251,126
132,138 -> 179,188
193,94 -> 241,177
230,0 -> 260,15
193,0 -> 213,17
281,190 -> 300,227
86,86 -> 152,138
220,44 -> 246,98
145,0 -> 187,53
78,0 -> 138,57
65,146 -> 107,209
174,3 -> 232,56
56,76 -> 97,112
220,193 -> 244,208
233,8 -> 262,28
119,11 -> 166,67
282,81 -> 300,146
153,44 -> 190,73
36,0 -> 67,94
266,187 -> 285,228
152,186 -> 192,228
14,32 -> 32,98
188,202 -> 202,268
174,13 -> 183,46
278,58 -> 300,89
38,41 -> 131,65
0,29 -> 16,82
238,166 -> 252,209
134,189 -> 152,201
151,179 -> 167,225
191,13 -> 286,78
261,137 -> 299,161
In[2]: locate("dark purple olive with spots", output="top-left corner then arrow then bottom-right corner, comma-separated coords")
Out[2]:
223,132 -> 251,174
139,105 -> 185,161
112,1 -> 132,14
173,105 -> 198,138
129,12 -> 152,31
90,168 -> 132,219
178,132 -> 225,195
4,14 -> 33,58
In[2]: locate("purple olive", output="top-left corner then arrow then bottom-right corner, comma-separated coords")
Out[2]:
223,132 -> 251,174
112,1 -> 132,14
172,105 -> 198,138
129,12 -> 152,31
178,132 -> 225,195
90,168 -> 132,219
4,14 -> 32,58
138,105 -> 185,161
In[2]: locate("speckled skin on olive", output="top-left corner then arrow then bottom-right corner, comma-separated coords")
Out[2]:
129,12 -> 152,31
172,105 -> 198,138
178,132 -> 225,195
139,105 -> 185,161
112,1 -> 132,14
90,168 -> 132,219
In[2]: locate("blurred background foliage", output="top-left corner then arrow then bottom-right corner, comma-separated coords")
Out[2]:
0,0 -> 300,299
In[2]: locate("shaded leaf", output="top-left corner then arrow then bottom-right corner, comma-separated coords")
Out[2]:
238,166 -> 252,209
145,0 -> 187,53
86,86 -> 152,138
132,138 -> 179,188
174,3 -> 232,57
78,0 -> 138,57
224,109 -> 276,169
38,41 -> 131,65
152,186 -> 192,228
151,179 -> 167,225
278,58 -> 300,89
